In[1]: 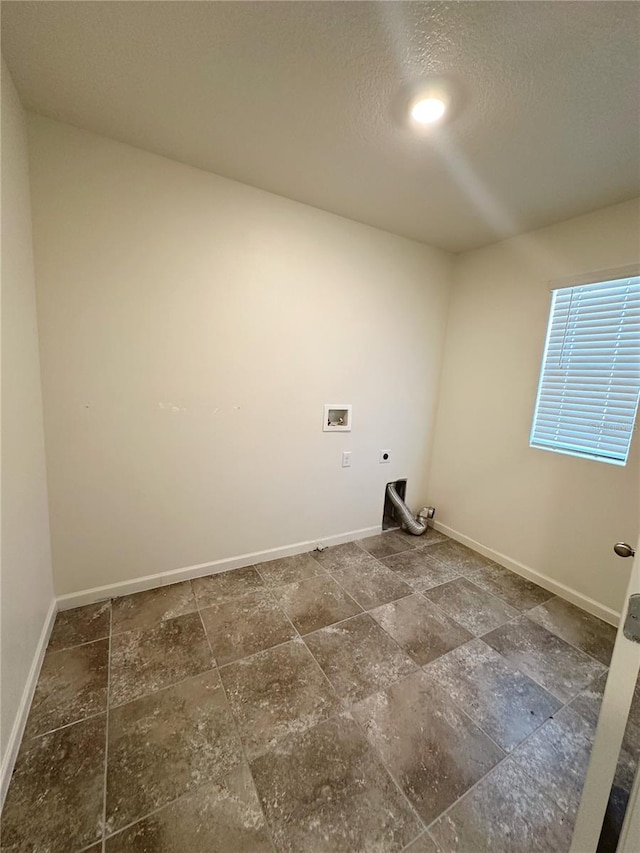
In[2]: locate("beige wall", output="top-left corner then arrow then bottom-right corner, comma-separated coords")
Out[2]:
0,67 -> 54,777
429,199 -> 640,619
27,116 -> 453,597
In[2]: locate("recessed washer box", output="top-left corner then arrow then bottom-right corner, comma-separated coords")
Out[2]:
323,404 -> 352,432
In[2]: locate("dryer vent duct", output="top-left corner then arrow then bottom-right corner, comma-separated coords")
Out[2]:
385,482 -> 434,536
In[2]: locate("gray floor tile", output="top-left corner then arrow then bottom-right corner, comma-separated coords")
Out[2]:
0,715 -> 106,852
569,670 -> 609,729
192,566 -> 265,608
483,616 -> 607,702
358,530 -> 418,558
424,576 -> 518,635
305,613 -> 418,703
111,581 -> 196,634
110,612 -> 214,706
395,527 -> 448,548
370,593 -> 473,666
330,560 -> 413,609
353,669 -> 504,824
257,552 -> 325,586
24,639 -> 109,738
105,763 -> 272,852
312,541 -> 376,573
250,714 -> 422,852
425,540 -> 495,576
106,671 -> 242,834
200,589 -> 295,665
48,601 -> 111,652
510,706 -> 594,816
471,564 -> 554,610
270,573 -> 362,634
219,639 -> 340,759
382,549 -> 459,591
6,545 -> 628,852
427,639 -> 561,752
527,597 -> 616,665
569,671 -> 640,774
430,758 -> 573,853
568,672 -> 640,762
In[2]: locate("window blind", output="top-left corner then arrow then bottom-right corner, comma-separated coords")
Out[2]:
530,275 -> 640,465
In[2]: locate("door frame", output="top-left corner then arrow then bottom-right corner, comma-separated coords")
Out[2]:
570,536 -> 640,853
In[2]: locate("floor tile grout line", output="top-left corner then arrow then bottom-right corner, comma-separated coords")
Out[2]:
297,625 -> 368,712
103,602 -> 255,846
299,567 -> 365,616
322,563 -> 417,609
418,651 -> 556,760
258,552 -> 418,615
423,628 -> 575,702
217,554 -> 426,748
107,662 -> 218,712
199,570 -> 305,668
477,608 -> 611,675
195,606 -> 279,853
518,610 -> 614,669
198,571 -> 396,729
348,706 -> 430,840
422,665 -> 604,836
425,565 -> 613,669
415,585 -> 519,638
23,709 -> 109,744
107,606 -> 219,708
101,603 -> 112,852
420,571 -> 522,617
259,582 -> 303,641
426,731 -> 580,842
258,562 -> 367,631
273,619 -> 434,845
256,552 -> 330,585
465,566 -> 557,612
256,582 -> 357,712
101,788 -> 199,846
99,749 -> 276,850
476,628 -> 607,706
400,829 -> 441,853
46,632 -> 112,656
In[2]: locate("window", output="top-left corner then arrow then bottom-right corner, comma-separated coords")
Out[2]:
530,273 -> 640,465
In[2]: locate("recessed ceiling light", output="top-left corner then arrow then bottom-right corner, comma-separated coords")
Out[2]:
410,97 -> 446,125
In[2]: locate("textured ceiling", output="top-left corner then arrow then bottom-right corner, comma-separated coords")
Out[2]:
2,1 -> 639,252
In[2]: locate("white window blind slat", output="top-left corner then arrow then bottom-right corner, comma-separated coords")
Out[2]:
530,275 -> 640,465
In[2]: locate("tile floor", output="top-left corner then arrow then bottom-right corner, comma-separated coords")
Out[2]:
2,531 -> 637,852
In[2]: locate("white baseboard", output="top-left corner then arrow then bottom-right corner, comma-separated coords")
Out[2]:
56,525 -> 381,610
0,597 -> 57,811
434,521 -> 620,627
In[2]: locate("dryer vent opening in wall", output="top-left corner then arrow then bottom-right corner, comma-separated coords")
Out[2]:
383,479 -> 407,530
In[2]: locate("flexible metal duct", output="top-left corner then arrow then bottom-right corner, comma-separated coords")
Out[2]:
386,482 -> 427,536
